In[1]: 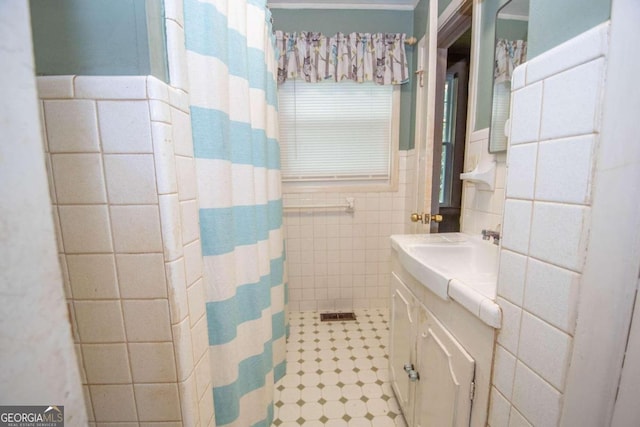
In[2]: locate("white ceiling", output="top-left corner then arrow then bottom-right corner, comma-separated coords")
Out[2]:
268,0 -> 418,11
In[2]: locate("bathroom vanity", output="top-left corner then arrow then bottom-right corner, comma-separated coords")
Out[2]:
389,233 -> 500,427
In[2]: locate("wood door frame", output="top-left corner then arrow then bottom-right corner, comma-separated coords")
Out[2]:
429,7 -> 472,233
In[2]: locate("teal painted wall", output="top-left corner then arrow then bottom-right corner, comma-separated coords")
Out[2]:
271,8 -> 415,150
29,0 -> 168,82
408,0 -> 430,150
475,0 -> 611,131
528,0 -> 611,58
438,0 -> 453,17
496,19 -> 528,42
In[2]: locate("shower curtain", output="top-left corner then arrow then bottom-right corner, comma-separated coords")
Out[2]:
184,1 -> 287,426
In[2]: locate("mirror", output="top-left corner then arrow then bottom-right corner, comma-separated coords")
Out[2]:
488,0 -> 529,153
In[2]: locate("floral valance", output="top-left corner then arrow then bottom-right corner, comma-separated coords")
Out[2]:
275,31 -> 409,85
494,39 -> 527,83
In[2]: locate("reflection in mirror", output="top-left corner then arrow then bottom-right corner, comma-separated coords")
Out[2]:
488,0 -> 529,153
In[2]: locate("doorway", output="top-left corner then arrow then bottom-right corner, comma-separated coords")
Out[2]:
436,28 -> 471,232
430,10 -> 472,233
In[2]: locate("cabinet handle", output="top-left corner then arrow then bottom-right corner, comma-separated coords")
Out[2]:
408,370 -> 420,382
403,363 -> 413,373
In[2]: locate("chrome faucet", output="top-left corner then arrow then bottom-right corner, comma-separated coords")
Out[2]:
481,229 -> 501,245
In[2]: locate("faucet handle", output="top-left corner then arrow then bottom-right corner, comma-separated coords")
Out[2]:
481,229 -> 500,245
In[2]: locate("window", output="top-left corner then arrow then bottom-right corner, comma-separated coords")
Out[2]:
278,80 -> 400,191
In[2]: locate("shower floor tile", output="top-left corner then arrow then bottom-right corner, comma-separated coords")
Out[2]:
272,309 -> 407,427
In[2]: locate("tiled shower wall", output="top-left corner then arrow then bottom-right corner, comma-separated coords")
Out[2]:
39,75 -> 214,426
283,149 -> 415,311
488,23 -> 609,427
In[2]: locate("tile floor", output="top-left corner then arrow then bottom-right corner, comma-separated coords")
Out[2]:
272,309 -> 408,427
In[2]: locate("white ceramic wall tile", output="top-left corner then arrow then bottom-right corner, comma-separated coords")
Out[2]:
505,143 -> 537,200
59,254 -> 72,298
151,122 -> 179,195
493,345 -> 517,399
147,76 -> 170,103
44,154 -> 56,203
523,259 -> 580,334
104,154 -> 158,204
82,343 -> 131,384
74,301 -> 126,343
129,342 -> 177,382
525,22 -> 609,85
169,87 -> 191,114
116,253 -> 168,299
135,383 -> 182,422
535,135 -> 595,204
509,82 -> 543,145
501,200 -> 532,255
176,156 -> 198,201
36,76 -> 75,99
172,317 -> 195,381
98,101 -> 153,154
497,250 -> 527,305
122,300 -> 172,342
529,202 -> 589,272
191,314 -> 209,361
496,297 -> 522,355
488,387 -> 511,427
44,100 -> 100,153
52,208 -> 65,253
511,64 -> 527,91
194,350 -> 212,399
149,100 -> 172,123
198,387 -> 215,427
67,254 -> 119,300
172,108 -> 194,157
508,407 -> 533,427
178,373 -> 200,427
511,362 -> 561,427
187,278 -> 206,326
180,200 -> 200,245
82,385 -> 94,422
165,258 -> 190,324
58,205 -> 113,253
74,76 -> 147,100
540,58 -> 605,141
110,205 -> 163,253
183,240 -> 203,286
166,20 -> 189,91
159,194 -> 185,261
517,312 -> 572,390
90,385 -> 138,422
51,154 -> 107,204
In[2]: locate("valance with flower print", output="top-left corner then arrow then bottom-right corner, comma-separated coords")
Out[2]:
275,31 -> 410,85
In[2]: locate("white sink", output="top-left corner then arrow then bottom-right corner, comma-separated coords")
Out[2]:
391,233 -> 502,328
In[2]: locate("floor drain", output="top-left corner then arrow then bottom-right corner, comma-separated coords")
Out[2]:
320,312 -> 357,322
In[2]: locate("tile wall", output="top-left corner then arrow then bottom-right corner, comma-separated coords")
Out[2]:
283,150 -> 416,311
39,75 -> 214,426
487,23 -> 609,427
460,129 -> 507,236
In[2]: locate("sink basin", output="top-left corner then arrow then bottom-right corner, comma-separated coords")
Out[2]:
391,233 -> 501,327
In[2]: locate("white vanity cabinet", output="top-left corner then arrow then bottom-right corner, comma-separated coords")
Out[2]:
389,254 -> 496,427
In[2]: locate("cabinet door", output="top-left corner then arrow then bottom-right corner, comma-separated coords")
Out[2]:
414,308 -> 475,427
389,273 -> 416,420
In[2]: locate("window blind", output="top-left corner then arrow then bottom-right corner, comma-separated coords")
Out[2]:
278,80 -> 394,183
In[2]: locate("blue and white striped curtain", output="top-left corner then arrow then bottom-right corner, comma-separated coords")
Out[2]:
184,1 -> 287,426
